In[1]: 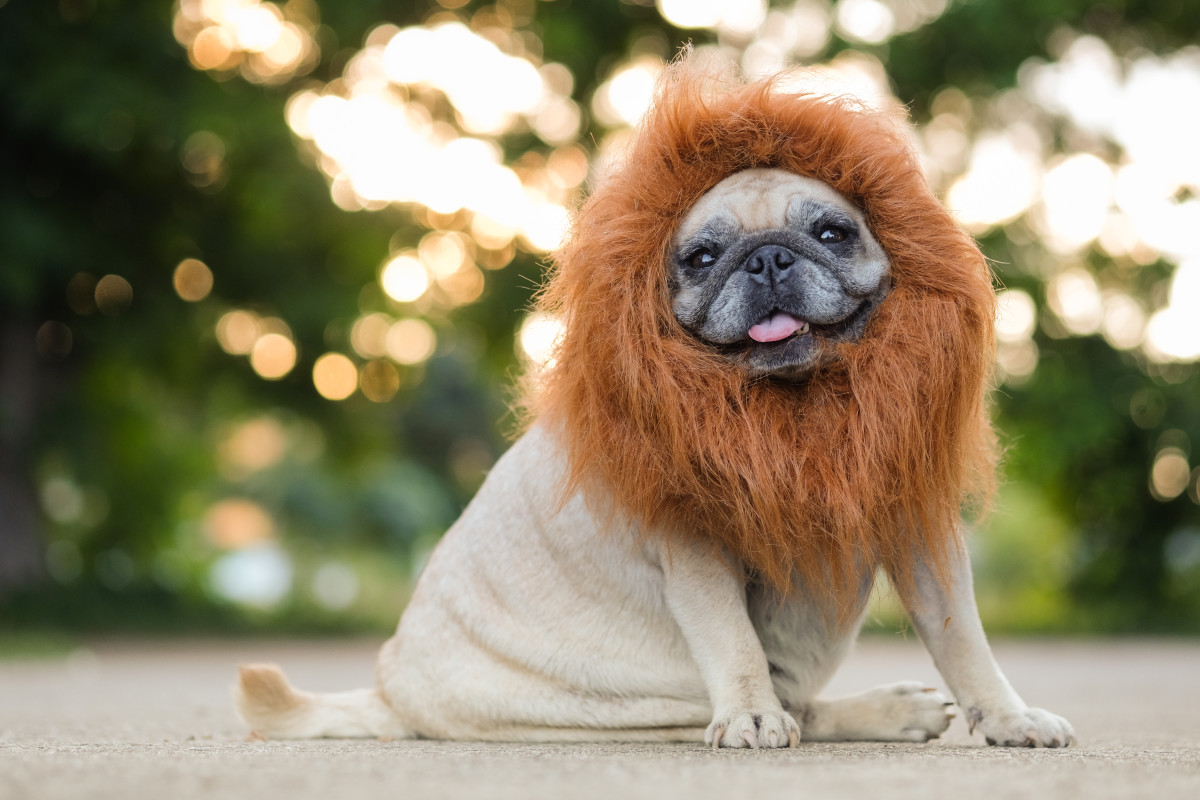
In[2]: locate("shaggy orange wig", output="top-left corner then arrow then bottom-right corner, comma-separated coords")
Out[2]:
527,56 -> 998,616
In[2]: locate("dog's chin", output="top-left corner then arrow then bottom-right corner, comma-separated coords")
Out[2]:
706,299 -> 878,382
737,333 -> 826,380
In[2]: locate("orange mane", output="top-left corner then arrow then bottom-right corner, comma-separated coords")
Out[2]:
526,57 -> 998,616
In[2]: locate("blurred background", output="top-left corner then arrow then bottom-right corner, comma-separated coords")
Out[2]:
1,0 -> 1198,646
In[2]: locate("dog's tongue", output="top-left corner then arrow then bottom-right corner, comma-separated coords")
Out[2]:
748,312 -> 806,343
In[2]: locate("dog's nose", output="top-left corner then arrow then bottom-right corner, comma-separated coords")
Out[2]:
744,245 -> 797,276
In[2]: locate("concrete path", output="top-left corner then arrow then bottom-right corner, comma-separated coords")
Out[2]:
1,637 -> 1198,799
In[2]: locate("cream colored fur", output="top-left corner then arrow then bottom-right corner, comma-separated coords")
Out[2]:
236,424 -> 1073,748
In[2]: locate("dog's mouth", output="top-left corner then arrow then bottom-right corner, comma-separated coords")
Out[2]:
735,302 -> 871,350
747,311 -> 810,344
703,302 -> 875,380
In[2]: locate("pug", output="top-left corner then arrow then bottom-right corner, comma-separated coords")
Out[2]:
235,168 -> 1075,750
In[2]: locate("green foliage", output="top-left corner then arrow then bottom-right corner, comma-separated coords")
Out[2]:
996,335 -> 1200,631
888,0 -> 1200,113
1,0 -> 1198,635
0,0 -> 512,629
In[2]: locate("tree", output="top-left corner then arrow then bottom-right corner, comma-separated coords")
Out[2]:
2,0 -> 1198,632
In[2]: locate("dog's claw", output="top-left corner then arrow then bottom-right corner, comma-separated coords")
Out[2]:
708,710 -> 799,749
710,725 -> 725,750
977,707 -> 1075,748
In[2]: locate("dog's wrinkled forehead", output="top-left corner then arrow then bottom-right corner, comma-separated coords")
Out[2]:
675,169 -> 868,243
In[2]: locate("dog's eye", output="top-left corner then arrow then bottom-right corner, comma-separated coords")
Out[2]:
819,226 -> 848,244
688,248 -> 717,269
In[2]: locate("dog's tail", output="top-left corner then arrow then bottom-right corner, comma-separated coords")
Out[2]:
234,663 -> 412,740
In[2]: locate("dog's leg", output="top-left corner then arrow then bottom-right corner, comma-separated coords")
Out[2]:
896,543 -> 1075,748
658,538 -> 800,749
796,682 -> 955,742
751,569 -> 952,743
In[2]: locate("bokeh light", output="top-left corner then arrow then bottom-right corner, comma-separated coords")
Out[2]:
1037,154 -> 1113,254
518,202 -> 570,253
66,273 -> 98,315
656,0 -> 767,34
835,0 -> 895,45
94,274 -> 133,315
204,497 -> 275,549
173,258 -> 214,301
382,22 -> 545,135
249,332 -> 297,379
1145,258 -> 1200,363
790,1 -> 834,57
1151,448 -> 1192,502
35,321 -> 73,359
189,25 -> 235,70
518,312 -> 563,368
1145,308 -> 1200,363
995,289 -> 1037,343
1047,268 -> 1103,336
173,0 -> 319,85
592,58 -> 662,127
1100,292 -> 1145,351
947,132 -> 1042,231
208,542 -> 293,608
283,19 -> 578,260
657,0 -> 723,30
1010,35 -> 1200,363
350,313 -> 392,359
41,476 -> 85,525
181,131 -> 225,188
381,254 -> 431,303
547,146 -> 589,190
40,472 -> 107,530
782,49 -> 896,110
216,310 -> 259,355
312,352 -> 358,401
386,318 -> 437,365
419,232 -> 470,278
359,359 -> 400,403
218,416 -> 288,478
996,340 -> 1040,386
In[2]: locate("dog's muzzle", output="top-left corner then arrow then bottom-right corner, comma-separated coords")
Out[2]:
743,244 -> 797,283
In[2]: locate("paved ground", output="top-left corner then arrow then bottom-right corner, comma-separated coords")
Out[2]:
1,636 -> 1198,799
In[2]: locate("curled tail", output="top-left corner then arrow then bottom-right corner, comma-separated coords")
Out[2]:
234,663 -> 412,740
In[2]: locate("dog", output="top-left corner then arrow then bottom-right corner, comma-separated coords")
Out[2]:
235,60 -> 1074,750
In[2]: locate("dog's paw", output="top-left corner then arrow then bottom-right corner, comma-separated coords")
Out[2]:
969,705 -> 1075,748
859,681 -> 956,742
706,709 -> 801,749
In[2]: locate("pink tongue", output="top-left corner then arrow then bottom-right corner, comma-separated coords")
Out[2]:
748,312 -> 806,343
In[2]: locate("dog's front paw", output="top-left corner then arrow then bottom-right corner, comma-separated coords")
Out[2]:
706,709 -> 800,749
969,705 -> 1075,748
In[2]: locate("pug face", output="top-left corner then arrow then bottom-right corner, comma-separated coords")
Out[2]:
670,168 -> 891,379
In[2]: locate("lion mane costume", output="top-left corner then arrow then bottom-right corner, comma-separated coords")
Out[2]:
528,58 -> 998,613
